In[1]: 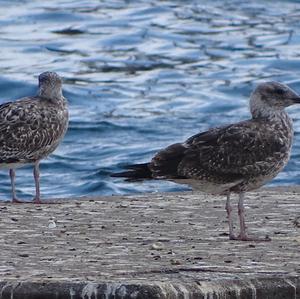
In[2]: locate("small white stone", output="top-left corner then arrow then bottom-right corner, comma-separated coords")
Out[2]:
150,242 -> 165,250
48,218 -> 57,229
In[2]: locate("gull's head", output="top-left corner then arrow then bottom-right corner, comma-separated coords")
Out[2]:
250,81 -> 300,118
38,71 -> 63,99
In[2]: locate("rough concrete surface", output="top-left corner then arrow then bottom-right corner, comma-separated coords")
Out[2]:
0,187 -> 299,298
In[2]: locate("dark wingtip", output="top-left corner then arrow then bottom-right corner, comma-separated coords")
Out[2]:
111,163 -> 152,180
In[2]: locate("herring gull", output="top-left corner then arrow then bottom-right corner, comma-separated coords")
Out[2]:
112,82 -> 300,241
0,72 -> 68,203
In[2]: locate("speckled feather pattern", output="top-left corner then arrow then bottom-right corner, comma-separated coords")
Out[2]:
150,113 -> 293,194
0,92 -> 68,166
0,71 -> 69,203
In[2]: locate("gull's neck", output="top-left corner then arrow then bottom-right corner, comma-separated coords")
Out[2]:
250,94 -> 287,121
38,84 -> 63,100
249,93 -> 293,142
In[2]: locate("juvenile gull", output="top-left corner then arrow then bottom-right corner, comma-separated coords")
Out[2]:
0,72 -> 68,203
112,82 -> 300,241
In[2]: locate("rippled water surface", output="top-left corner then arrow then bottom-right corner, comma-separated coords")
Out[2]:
0,0 -> 300,200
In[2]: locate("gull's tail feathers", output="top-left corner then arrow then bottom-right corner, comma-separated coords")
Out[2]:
111,163 -> 152,181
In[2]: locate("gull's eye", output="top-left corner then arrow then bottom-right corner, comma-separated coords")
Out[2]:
273,88 -> 285,95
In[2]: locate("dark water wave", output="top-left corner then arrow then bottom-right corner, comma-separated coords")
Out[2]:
0,0 -> 299,200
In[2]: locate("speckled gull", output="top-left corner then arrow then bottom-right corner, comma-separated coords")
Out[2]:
0,72 -> 68,203
112,82 -> 300,241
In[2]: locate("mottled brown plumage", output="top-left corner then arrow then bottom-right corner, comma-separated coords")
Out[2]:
112,82 -> 300,241
0,72 -> 68,203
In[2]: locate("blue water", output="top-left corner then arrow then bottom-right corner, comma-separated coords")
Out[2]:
0,0 -> 300,200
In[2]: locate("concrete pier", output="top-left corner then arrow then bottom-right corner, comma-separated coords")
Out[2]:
0,187 -> 299,298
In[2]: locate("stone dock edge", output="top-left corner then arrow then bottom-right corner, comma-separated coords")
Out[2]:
1,187 -> 299,299
0,276 -> 299,299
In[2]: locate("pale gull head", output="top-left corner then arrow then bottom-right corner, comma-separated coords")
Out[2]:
250,81 -> 300,118
38,71 -> 63,100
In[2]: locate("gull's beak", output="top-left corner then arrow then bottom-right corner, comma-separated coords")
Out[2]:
291,96 -> 300,104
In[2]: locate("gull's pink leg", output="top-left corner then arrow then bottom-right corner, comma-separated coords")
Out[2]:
32,161 -> 42,204
10,169 -> 23,203
225,192 -> 236,240
230,192 -> 251,241
231,192 -> 271,242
